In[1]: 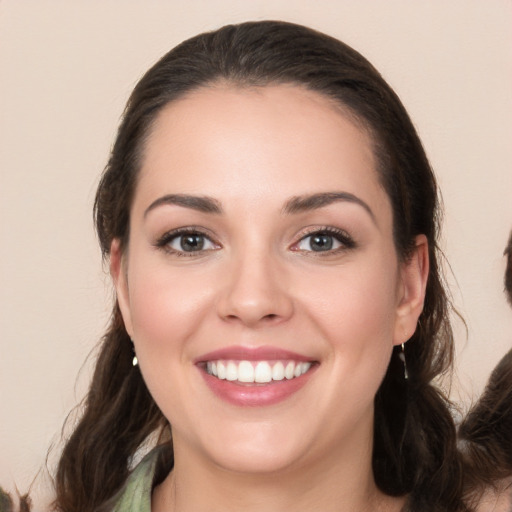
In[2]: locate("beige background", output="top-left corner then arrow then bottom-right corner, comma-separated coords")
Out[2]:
1,0 -> 511,508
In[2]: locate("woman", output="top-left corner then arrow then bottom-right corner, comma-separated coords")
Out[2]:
54,21 -> 466,512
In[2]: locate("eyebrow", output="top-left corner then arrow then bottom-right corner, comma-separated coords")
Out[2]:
144,194 -> 223,218
282,192 -> 376,223
144,191 -> 376,223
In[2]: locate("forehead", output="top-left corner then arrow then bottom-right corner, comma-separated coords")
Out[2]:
135,84 -> 389,224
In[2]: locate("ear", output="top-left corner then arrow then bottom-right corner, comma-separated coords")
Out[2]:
110,239 -> 134,337
393,234 -> 429,346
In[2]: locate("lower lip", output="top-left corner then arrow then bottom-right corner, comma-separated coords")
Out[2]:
199,366 -> 316,407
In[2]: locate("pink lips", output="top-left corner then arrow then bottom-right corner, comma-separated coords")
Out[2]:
195,345 -> 313,364
195,345 -> 317,407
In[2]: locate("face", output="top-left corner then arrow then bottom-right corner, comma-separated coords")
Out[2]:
112,84 -> 427,475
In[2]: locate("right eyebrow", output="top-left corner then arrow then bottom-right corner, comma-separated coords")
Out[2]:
282,191 -> 377,224
144,194 -> 223,218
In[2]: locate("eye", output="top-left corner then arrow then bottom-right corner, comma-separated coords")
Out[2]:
170,233 -> 215,252
156,229 -> 218,255
293,228 -> 355,253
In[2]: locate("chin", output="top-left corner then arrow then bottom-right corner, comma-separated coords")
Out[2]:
210,441 -> 307,475
194,420 -> 314,475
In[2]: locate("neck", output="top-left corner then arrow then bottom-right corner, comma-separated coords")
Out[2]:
152,425 -> 404,512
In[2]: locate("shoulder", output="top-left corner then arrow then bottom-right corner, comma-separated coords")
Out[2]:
111,448 -> 162,512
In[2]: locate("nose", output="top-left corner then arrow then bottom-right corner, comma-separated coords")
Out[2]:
216,249 -> 294,328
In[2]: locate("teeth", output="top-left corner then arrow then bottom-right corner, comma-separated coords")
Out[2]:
206,360 -> 312,383
226,361 -> 238,381
238,361 -> 255,382
285,362 -> 295,380
272,361 -> 285,381
301,362 -> 311,374
254,361 -> 272,383
217,361 -> 226,379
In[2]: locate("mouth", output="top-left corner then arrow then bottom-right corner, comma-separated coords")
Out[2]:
195,346 -> 318,406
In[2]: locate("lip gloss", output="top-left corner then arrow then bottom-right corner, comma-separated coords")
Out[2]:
195,346 -> 317,407
199,367 -> 316,407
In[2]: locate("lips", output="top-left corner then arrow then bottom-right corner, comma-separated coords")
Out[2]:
195,346 -> 317,406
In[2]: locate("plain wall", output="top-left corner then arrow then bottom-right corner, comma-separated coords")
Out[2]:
1,1 -> 511,508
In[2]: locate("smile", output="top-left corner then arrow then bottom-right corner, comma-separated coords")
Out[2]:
196,346 -> 318,406
206,360 -> 312,383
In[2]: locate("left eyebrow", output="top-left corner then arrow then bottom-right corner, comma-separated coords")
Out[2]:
144,194 -> 223,218
282,192 -> 376,224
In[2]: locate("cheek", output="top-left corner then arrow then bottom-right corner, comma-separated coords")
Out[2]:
297,257 -> 399,390
301,259 -> 399,340
126,260 -> 213,361
124,260 -> 216,426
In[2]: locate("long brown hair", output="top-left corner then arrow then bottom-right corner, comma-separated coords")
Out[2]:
459,349 -> 512,492
504,230 -> 512,306
55,21 -> 465,512
458,231 -> 512,501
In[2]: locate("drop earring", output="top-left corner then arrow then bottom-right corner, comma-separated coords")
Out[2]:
398,342 -> 408,380
131,339 -> 138,367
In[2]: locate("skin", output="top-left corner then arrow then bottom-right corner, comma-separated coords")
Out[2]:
111,84 -> 428,512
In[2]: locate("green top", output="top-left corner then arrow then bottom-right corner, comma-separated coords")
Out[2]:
112,449 -> 160,512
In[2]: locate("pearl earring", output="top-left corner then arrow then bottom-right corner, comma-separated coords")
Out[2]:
131,339 -> 138,367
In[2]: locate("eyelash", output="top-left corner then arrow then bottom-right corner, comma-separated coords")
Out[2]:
154,226 -> 356,257
154,227 -> 219,257
292,226 -> 356,254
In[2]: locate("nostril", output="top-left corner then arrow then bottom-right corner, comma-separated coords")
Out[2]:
217,287 -> 294,326
222,312 -> 283,327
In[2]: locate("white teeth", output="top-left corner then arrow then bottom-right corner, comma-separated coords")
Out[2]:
226,361 -> 238,381
238,361 -> 255,382
285,361 -> 295,380
254,361 -> 272,383
301,362 -> 311,374
272,361 -> 285,381
217,361 -> 226,379
206,359 -> 312,383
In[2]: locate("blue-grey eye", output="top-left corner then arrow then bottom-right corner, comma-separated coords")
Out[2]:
168,233 -> 215,252
297,231 -> 348,252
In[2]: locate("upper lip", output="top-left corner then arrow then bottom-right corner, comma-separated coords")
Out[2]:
194,345 -> 315,364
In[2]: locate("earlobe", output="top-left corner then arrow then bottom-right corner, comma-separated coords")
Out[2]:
110,239 -> 134,337
394,234 -> 429,346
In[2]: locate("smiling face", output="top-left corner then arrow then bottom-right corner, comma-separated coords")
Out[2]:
112,84 -> 427,477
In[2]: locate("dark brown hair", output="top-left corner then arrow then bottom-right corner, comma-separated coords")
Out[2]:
55,21 -> 464,511
458,230 -> 512,501
459,349 -> 512,499
504,230 -> 512,305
